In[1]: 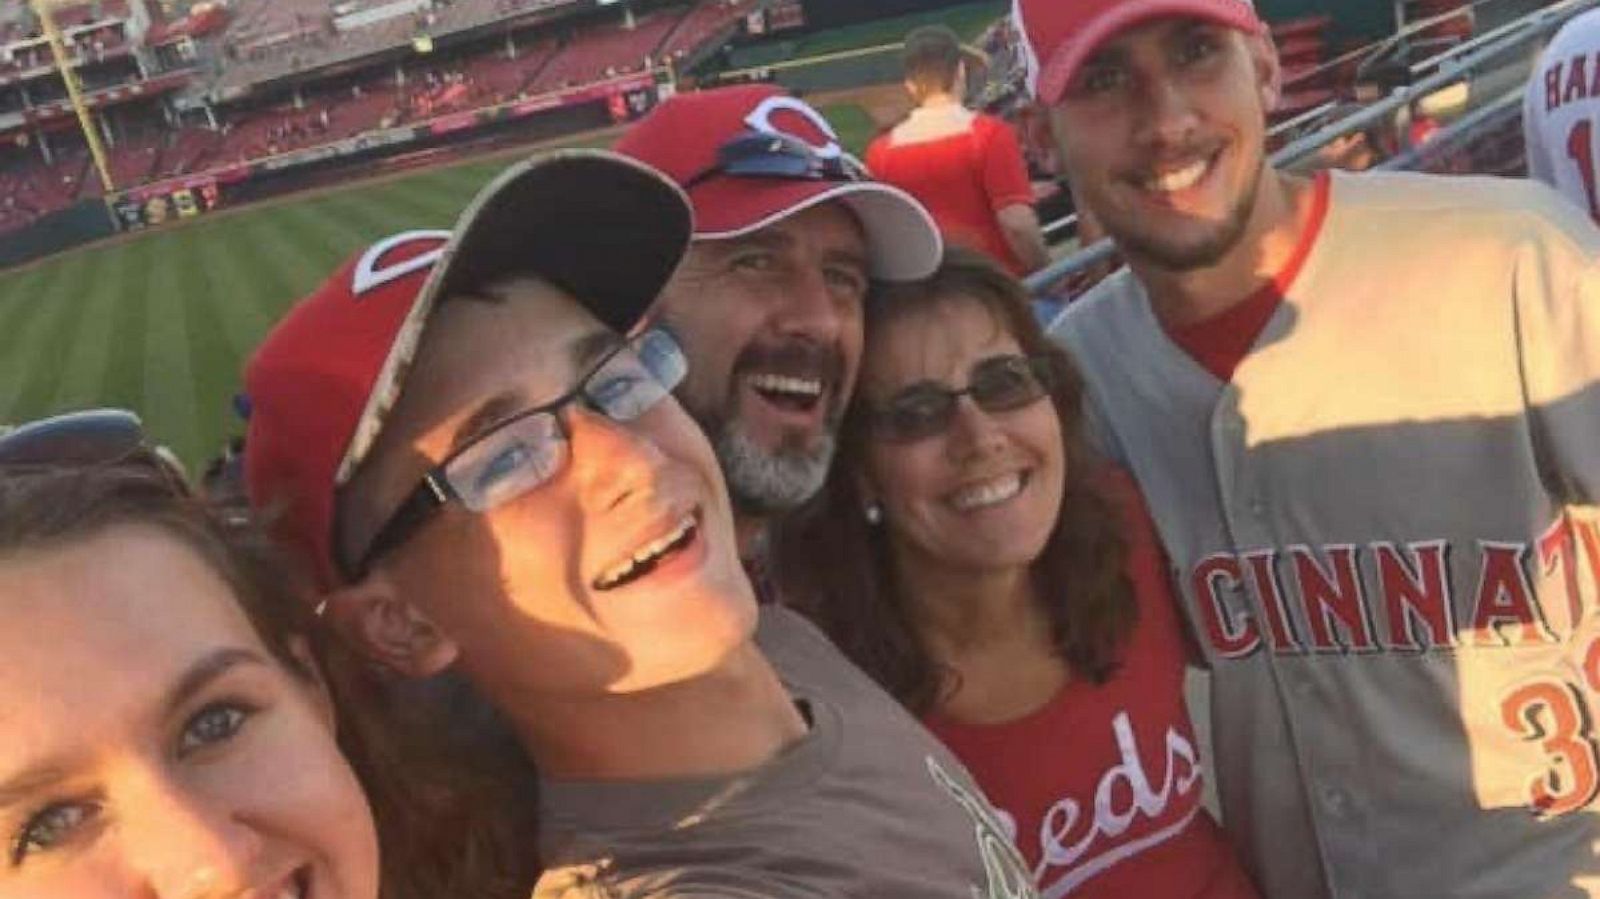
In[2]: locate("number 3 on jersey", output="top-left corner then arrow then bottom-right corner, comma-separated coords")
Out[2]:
1565,119 -> 1600,223
1501,679 -> 1600,816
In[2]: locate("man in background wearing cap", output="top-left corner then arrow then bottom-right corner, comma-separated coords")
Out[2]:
614,85 -> 943,564
866,24 -> 1050,277
244,149 -> 1036,898
1014,0 -> 1600,896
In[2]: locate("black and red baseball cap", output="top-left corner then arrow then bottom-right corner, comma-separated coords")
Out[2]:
242,150 -> 692,588
1013,0 -> 1265,105
614,84 -> 941,281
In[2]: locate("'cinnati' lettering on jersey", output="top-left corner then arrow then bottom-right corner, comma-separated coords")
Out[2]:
1189,513 -> 1600,656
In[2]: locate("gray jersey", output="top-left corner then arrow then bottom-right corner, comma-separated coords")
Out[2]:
1053,170 -> 1600,898
533,605 -> 1038,898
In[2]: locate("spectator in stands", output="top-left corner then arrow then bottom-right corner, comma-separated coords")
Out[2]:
1523,7 -> 1600,223
613,84 -> 943,566
243,151 -> 1037,897
865,25 -> 1050,276
771,247 -> 1261,898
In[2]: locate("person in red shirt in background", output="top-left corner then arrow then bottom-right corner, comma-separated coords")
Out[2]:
772,248 -> 1259,898
867,26 -> 1051,276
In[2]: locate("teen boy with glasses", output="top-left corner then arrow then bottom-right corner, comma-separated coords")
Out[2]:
242,150 -> 1036,897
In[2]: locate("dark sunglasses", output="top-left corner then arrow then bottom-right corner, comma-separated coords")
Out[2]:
0,408 -> 192,490
683,130 -> 867,192
344,329 -> 689,582
867,354 -> 1056,443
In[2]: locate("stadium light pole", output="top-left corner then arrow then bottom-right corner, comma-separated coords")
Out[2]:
31,0 -> 116,194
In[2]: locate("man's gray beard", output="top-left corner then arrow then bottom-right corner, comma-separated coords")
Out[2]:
712,421 -> 834,517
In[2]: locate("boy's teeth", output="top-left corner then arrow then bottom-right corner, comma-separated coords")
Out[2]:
747,373 -> 823,397
1147,159 -> 1207,192
632,516 -> 694,564
950,474 -> 1024,511
595,515 -> 697,589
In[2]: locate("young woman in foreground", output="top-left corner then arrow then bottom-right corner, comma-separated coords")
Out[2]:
774,248 -> 1258,897
0,431 -> 380,899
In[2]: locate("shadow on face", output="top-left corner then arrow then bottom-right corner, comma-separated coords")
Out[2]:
332,276 -> 758,708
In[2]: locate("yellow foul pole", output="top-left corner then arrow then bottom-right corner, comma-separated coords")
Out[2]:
31,0 -> 115,193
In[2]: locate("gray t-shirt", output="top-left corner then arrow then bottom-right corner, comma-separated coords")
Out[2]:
532,606 -> 1038,898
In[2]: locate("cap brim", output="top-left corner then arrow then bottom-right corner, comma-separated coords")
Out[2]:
692,178 -> 942,282
1036,0 -> 1264,104
336,150 -> 693,482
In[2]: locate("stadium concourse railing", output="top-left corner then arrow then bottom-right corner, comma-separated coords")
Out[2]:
1025,0 -> 1600,309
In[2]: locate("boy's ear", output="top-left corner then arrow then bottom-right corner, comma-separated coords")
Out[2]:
321,573 -> 459,678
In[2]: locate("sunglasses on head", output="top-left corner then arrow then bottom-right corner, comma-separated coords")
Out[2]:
867,354 -> 1056,444
683,130 -> 867,192
344,328 -> 689,582
0,408 -> 190,486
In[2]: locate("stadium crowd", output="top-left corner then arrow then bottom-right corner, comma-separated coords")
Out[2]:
10,0 -> 1600,898
0,0 -> 756,236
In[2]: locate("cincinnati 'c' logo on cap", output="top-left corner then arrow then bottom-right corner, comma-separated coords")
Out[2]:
743,95 -> 845,161
351,230 -> 450,297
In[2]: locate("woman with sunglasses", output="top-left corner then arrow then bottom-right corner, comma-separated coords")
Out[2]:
772,248 -> 1258,898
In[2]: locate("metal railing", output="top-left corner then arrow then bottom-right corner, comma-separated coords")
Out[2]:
1025,0 -> 1599,298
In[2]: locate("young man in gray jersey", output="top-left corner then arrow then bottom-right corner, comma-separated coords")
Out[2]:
242,150 -> 1034,897
1018,0 -> 1600,895
614,85 -> 942,559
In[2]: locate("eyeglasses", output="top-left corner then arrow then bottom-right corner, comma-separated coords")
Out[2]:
867,354 -> 1056,443
346,328 -> 689,581
0,408 -> 190,485
683,130 -> 867,192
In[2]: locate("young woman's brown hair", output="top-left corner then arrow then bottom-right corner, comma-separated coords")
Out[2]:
771,246 -> 1138,713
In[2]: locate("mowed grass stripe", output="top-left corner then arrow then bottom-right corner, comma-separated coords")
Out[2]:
276,194 -> 391,264
189,213 -> 294,359
213,208 -> 308,329
0,262 -> 69,414
139,232 -> 203,462
364,179 -> 470,226
98,236 -> 156,412
50,240 -> 129,412
3,246 -> 109,422
244,202 -> 353,304
313,190 -> 432,243
180,240 -> 252,466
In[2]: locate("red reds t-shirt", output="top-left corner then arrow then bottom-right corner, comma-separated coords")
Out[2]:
866,111 -> 1036,275
924,471 -> 1259,898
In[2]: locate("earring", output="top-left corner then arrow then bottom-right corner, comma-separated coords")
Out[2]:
864,503 -> 883,525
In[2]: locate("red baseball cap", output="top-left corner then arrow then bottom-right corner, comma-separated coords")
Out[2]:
1013,0 -> 1264,105
242,150 -> 692,588
614,84 -> 941,281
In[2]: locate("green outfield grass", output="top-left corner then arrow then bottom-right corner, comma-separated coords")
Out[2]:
0,155 -> 517,470
0,103 -> 877,470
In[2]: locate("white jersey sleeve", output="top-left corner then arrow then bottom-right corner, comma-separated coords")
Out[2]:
1523,9 -> 1600,222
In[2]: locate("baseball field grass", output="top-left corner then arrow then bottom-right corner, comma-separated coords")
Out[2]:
0,102 -> 879,471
